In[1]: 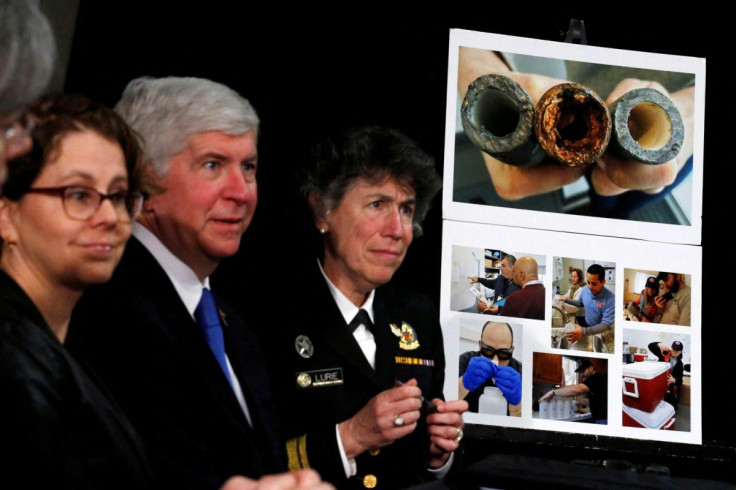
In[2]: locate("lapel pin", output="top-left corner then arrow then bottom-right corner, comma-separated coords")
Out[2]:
399,322 -> 419,350
295,335 -> 314,358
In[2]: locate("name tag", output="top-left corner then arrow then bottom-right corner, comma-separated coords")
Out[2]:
295,368 -> 344,388
395,356 -> 435,367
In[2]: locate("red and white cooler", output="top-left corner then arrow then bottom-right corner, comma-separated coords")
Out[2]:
622,361 -> 670,412
622,400 -> 676,430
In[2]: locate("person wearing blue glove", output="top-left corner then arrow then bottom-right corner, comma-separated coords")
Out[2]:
459,322 -> 522,416
494,365 -> 522,405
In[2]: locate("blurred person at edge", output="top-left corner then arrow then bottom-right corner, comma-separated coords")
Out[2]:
0,0 -> 56,188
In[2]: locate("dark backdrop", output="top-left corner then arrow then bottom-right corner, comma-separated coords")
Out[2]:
64,4 -> 733,482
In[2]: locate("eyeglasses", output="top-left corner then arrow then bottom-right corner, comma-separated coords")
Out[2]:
24,185 -> 143,222
479,341 -> 514,361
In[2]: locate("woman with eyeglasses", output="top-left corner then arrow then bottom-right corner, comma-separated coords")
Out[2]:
459,321 -> 522,416
0,94 -> 152,488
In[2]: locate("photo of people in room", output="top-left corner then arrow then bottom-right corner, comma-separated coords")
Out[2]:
450,245 -> 546,320
623,269 -> 691,327
533,354 -> 608,425
622,329 -> 691,432
551,257 -> 615,353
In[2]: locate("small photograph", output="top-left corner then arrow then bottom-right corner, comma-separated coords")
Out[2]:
550,257 -> 615,353
458,320 -> 523,417
450,245 -> 546,320
622,329 -> 691,432
533,354 -> 608,425
623,269 -> 691,327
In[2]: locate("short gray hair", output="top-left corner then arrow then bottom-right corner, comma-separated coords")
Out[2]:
0,0 -> 56,115
302,126 -> 441,236
114,76 -> 259,177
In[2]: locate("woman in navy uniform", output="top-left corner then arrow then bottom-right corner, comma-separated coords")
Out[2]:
262,127 -> 466,489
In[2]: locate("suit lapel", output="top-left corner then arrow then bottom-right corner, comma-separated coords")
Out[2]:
125,238 -> 253,430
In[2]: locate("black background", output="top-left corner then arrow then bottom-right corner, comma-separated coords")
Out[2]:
64,4 -> 733,482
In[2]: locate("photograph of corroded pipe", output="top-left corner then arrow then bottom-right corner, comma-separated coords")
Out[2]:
461,76 -> 682,169
461,74 -> 547,167
607,88 -> 684,165
534,82 -> 612,168
449,40 -> 699,228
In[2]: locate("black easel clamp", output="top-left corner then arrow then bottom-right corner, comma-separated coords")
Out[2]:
565,19 -> 587,45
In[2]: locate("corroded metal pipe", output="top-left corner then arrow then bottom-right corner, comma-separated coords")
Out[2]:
607,88 -> 684,164
461,74 -> 546,167
534,83 -> 611,168
461,76 -> 683,169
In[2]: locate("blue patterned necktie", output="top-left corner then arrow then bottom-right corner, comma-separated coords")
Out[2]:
194,288 -> 233,388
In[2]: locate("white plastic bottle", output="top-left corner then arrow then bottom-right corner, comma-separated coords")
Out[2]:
563,399 -> 572,418
478,386 -> 507,415
539,400 -> 549,419
554,397 -> 564,419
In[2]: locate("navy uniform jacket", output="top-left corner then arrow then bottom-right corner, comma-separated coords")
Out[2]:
67,237 -> 285,489
258,260 -> 446,489
0,270 -> 151,489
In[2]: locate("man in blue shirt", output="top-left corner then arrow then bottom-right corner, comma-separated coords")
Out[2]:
562,264 -> 615,344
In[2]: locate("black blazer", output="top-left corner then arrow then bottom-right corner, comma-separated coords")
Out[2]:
0,270 -> 151,489
258,260 -> 446,489
67,237 -> 285,489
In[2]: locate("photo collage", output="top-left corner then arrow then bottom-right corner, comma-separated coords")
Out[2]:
439,29 -> 703,445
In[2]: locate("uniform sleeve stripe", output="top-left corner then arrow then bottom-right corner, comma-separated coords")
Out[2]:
286,434 -> 310,470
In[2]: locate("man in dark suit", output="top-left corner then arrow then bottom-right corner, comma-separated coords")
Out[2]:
499,256 -> 545,320
68,77 -> 321,489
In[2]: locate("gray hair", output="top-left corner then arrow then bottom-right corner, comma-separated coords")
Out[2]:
0,0 -> 56,115
114,76 -> 259,177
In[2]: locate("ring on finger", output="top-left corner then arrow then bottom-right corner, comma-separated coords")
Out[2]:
393,416 -> 405,427
455,428 -> 464,443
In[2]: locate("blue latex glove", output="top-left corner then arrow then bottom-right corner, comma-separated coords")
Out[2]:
493,365 -> 522,405
462,356 -> 497,392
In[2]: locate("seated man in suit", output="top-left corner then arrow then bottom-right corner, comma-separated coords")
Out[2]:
68,77 -> 328,489
498,256 -> 545,320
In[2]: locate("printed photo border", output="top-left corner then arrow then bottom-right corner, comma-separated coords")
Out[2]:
443,29 -> 705,245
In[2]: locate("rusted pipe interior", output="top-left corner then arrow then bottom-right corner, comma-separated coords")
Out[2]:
551,96 -> 609,149
535,83 -> 611,167
470,88 -> 520,137
627,101 -> 673,150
